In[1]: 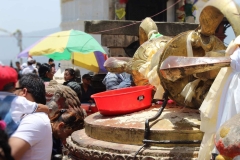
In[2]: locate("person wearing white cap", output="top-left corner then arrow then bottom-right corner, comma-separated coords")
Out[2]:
21,57 -> 38,75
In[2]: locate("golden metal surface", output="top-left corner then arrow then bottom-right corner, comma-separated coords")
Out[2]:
216,155 -> 232,160
199,0 -> 240,36
104,0 -> 240,108
160,56 -> 230,82
103,57 -> 132,73
139,18 -> 158,45
157,0 -> 240,108
131,36 -> 172,86
158,30 -> 226,108
84,105 -> 203,147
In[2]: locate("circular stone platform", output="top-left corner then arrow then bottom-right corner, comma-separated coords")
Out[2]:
66,104 -> 203,159
85,104 -> 203,147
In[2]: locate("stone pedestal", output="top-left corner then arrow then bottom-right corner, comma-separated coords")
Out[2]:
66,104 -> 203,159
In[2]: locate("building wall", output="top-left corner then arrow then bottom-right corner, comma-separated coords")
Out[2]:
167,0 -> 176,22
60,0 -> 111,75
58,0 -> 208,76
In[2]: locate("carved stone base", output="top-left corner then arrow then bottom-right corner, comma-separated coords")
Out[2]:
66,129 -> 199,160
66,105 -> 202,159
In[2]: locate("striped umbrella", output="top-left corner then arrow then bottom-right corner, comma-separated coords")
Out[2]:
18,30 -> 108,73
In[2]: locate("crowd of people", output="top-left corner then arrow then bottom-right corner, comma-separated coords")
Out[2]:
0,58 -> 95,160
0,56 -> 135,160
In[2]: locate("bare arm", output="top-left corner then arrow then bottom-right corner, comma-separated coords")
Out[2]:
36,104 -> 49,114
9,137 -> 30,160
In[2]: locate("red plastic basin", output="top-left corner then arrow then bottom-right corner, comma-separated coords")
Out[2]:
81,103 -> 98,116
91,85 -> 153,116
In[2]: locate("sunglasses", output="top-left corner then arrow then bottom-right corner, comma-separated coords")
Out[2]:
15,87 -> 23,90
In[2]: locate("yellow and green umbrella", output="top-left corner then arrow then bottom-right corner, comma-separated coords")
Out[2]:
18,30 -> 108,73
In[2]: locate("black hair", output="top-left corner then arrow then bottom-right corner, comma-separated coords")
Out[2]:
0,129 -> 14,160
48,58 -> 54,63
65,68 -> 75,79
36,62 -> 41,67
82,74 -> 91,80
27,62 -> 33,65
50,63 -> 55,67
19,73 -> 46,104
38,63 -> 51,78
2,83 -> 15,92
50,108 -> 85,131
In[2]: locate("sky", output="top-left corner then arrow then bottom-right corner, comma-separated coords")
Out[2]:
0,0 -> 61,65
0,0 -> 61,33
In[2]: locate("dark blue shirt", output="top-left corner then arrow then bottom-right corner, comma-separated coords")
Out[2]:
80,84 -> 95,103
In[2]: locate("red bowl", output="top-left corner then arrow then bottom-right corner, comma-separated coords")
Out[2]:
81,103 -> 98,116
91,85 -> 153,116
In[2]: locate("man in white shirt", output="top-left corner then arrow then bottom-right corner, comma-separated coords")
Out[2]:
21,57 -> 38,75
9,74 -> 52,160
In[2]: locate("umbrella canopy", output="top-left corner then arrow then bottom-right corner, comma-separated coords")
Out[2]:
18,30 -> 108,73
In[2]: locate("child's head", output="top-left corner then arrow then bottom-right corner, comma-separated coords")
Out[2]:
0,65 -> 18,92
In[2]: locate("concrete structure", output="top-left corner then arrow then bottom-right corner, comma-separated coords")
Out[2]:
59,0 -> 209,59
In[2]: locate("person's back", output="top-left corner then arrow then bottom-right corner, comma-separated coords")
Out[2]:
102,72 -> 132,90
11,112 -> 52,160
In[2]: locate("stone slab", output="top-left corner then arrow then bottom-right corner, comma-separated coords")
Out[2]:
108,48 -> 128,57
84,20 -> 199,36
101,35 -> 138,47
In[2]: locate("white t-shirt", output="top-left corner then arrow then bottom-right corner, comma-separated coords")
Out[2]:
0,92 -> 38,135
11,113 -> 52,160
22,65 -> 38,75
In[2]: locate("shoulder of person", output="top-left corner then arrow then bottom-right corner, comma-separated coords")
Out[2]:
22,112 -> 50,126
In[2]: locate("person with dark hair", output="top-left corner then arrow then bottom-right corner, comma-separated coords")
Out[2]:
63,68 -> 82,102
50,108 -> 85,159
0,120 -> 14,160
80,74 -> 95,103
15,61 -> 21,72
74,68 -> 81,84
9,73 -> 52,160
36,62 -> 41,70
38,63 -> 54,82
51,62 -> 56,74
14,61 -> 23,79
48,58 -> 54,65
63,68 -> 76,85
15,74 -> 47,104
